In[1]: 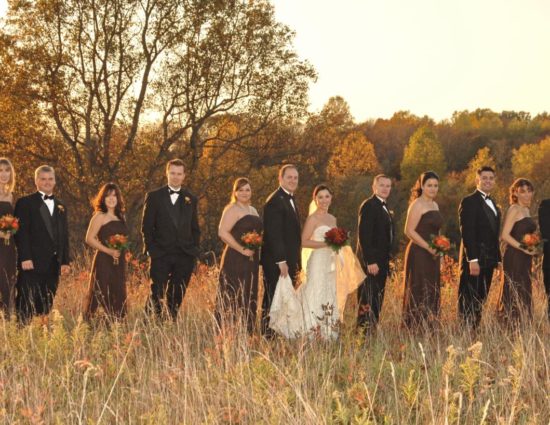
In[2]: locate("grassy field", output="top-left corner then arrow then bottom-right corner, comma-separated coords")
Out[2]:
1,254 -> 549,424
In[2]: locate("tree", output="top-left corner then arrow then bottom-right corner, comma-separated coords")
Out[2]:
327,131 -> 380,178
400,126 -> 447,190
301,96 -> 354,181
512,136 -> 550,199
2,0 -> 316,245
463,147 -> 496,190
364,111 -> 433,177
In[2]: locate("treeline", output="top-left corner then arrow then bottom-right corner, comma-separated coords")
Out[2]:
1,0 -> 549,256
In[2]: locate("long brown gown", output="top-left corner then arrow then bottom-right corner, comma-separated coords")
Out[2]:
0,201 -> 16,314
497,217 -> 537,323
84,220 -> 128,320
216,214 -> 263,333
402,210 -> 443,328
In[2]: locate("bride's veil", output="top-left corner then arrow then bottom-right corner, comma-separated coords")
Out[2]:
300,200 -> 317,279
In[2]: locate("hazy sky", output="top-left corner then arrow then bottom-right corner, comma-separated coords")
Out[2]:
2,0 -> 549,121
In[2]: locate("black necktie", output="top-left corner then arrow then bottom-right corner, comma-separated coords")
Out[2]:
43,194 -> 54,200
169,189 -> 181,196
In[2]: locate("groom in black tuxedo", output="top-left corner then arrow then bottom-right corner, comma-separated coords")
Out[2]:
458,166 -> 501,328
141,159 -> 200,320
356,174 -> 394,333
261,164 -> 301,336
539,198 -> 550,320
14,165 -> 71,322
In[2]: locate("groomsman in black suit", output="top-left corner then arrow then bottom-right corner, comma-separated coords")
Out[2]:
539,198 -> 550,320
356,174 -> 394,333
14,165 -> 71,322
458,166 -> 501,328
141,159 -> 200,320
261,164 -> 301,336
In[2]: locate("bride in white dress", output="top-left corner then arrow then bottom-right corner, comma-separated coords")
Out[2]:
269,185 -> 365,340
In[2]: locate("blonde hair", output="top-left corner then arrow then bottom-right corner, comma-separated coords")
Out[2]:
34,165 -> 55,180
0,158 -> 16,193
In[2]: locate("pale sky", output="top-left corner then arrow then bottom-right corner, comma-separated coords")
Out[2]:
2,0 -> 549,122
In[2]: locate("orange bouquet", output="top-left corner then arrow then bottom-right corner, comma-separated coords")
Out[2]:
519,232 -> 544,253
429,234 -> 453,257
324,227 -> 350,253
0,214 -> 19,246
240,231 -> 263,261
105,233 -> 130,265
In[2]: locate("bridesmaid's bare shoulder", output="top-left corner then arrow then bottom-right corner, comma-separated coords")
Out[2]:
90,211 -> 109,224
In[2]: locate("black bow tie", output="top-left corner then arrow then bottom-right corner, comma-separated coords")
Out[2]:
168,188 -> 182,196
43,194 -> 54,200
381,201 -> 387,207
482,194 -> 492,202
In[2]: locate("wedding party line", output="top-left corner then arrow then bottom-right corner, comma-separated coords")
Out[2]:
0,157 -> 549,338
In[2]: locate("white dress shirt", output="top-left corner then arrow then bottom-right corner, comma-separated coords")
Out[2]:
39,191 -> 55,215
478,189 -> 497,215
168,186 -> 182,205
281,187 -> 296,211
376,195 -> 390,215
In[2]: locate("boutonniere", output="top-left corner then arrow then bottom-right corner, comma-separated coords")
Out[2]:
57,204 -> 65,213
389,210 -> 395,216
184,196 -> 191,205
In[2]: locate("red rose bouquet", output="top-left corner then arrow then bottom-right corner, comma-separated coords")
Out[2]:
324,227 -> 350,253
429,234 -> 453,257
241,231 -> 263,261
0,214 -> 19,246
106,234 -> 130,265
519,232 -> 544,253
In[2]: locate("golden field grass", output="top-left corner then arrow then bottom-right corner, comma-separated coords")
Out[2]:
1,254 -> 550,424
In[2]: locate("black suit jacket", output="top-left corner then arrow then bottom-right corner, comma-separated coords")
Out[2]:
356,195 -> 394,269
260,187 -> 301,270
459,190 -> 501,268
141,186 -> 200,259
539,199 -> 550,270
14,192 -> 70,274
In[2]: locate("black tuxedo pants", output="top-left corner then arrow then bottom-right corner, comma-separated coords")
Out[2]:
261,261 -> 299,335
16,256 -> 60,323
544,268 -> 550,320
147,252 -> 194,320
357,263 -> 389,331
458,264 -> 495,328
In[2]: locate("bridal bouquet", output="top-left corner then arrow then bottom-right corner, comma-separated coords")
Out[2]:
519,232 -> 545,253
429,234 -> 453,257
241,231 -> 263,261
106,234 -> 130,265
324,227 -> 350,253
0,214 -> 19,246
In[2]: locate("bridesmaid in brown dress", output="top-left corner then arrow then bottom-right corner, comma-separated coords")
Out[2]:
83,183 -> 128,320
216,178 -> 263,333
0,158 -> 17,314
497,179 -> 537,323
402,171 -> 443,329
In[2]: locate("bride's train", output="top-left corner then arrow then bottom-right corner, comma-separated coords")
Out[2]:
269,225 -> 365,340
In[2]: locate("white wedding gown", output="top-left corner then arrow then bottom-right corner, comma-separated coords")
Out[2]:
269,225 -> 366,340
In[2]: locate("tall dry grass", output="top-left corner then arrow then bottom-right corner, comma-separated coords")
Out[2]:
1,253 -> 549,424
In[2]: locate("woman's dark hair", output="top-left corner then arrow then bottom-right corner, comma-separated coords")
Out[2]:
230,177 -> 251,203
92,183 -> 125,221
312,184 -> 333,199
410,171 -> 439,202
509,178 -> 534,204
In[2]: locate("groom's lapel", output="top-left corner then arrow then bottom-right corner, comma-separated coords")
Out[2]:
477,192 -> 498,234
38,200 -> 55,242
